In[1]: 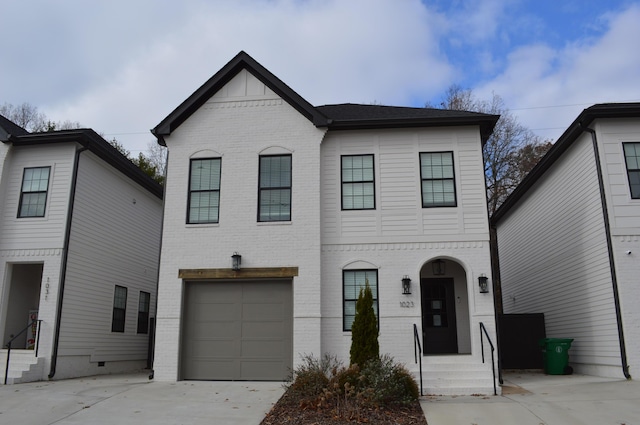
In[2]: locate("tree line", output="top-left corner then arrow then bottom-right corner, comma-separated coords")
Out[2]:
1,102 -> 166,185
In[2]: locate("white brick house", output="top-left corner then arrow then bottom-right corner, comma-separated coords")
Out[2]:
492,103 -> 640,379
152,52 -> 500,395
0,118 -> 163,384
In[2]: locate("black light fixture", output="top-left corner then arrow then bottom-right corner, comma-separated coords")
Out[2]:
402,275 -> 411,295
432,259 -> 445,276
231,252 -> 242,271
478,274 -> 489,293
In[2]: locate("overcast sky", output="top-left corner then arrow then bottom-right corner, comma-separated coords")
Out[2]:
2,0 -> 639,155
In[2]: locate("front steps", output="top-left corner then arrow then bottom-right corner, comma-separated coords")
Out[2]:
412,355 -> 500,396
0,350 -> 45,384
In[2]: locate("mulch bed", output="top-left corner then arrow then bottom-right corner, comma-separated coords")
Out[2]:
260,389 -> 428,425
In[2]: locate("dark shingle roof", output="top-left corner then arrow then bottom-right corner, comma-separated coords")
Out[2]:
0,114 -> 29,141
9,129 -> 163,199
153,52 -> 499,145
316,103 -> 498,141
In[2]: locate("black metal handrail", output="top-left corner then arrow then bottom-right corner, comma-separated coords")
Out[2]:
479,322 -> 497,395
413,324 -> 423,396
4,319 -> 42,385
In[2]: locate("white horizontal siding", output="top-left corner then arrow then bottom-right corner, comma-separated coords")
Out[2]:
0,144 -> 75,251
58,152 -> 162,361
497,133 -> 622,374
321,127 -> 489,245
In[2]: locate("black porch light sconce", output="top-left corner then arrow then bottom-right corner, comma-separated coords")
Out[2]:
432,259 -> 445,276
402,275 -> 412,295
231,252 -> 242,271
478,273 -> 489,293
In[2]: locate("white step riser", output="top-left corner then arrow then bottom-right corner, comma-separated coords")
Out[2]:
0,354 -> 44,385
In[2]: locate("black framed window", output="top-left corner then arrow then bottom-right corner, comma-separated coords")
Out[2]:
18,166 -> 51,218
111,285 -> 127,333
342,154 -> 375,210
188,158 -> 221,224
420,152 -> 457,207
623,142 -> 640,199
343,270 -> 378,331
258,154 -> 291,222
137,291 -> 150,334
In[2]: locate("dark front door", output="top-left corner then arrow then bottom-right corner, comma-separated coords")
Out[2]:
421,278 -> 458,354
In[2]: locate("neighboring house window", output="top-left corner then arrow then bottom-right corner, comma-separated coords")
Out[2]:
623,142 -> 640,199
111,285 -> 127,333
188,158 -> 221,224
18,166 -> 51,218
420,152 -> 457,207
258,155 -> 291,222
343,270 -> 378,331
137,291 -> 151,334
342,154 -> 375,210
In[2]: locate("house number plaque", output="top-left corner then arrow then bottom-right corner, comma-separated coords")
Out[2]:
400,301 -> 414,308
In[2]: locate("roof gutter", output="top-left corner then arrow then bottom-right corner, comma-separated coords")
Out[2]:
48,145 -> 87,379
581,123 -> 631,380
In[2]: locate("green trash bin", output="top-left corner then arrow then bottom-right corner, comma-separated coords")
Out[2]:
539,338 -> 574,375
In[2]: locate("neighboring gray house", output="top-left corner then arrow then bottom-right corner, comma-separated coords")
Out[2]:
492,103 -> 640,379
0,117 -> 163,384
152,51 -> 501,395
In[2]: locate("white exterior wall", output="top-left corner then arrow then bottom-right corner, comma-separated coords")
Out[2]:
54,151 -> 163,379
497,133 -> 624,378
153,70 -> 326,380
0,144 -> 74,372
595,118 -> 640,376
320,127 -> 496,367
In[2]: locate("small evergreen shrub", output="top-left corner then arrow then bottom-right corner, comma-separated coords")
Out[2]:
349,279 -> 379,367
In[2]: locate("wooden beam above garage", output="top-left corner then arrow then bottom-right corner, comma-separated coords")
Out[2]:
178,267 -> 299,280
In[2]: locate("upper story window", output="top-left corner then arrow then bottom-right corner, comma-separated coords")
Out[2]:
420,152 -> 457,207
343,269 -> 378,331
623,142 -> 640,199
18,166 -> 51,218
188,158 -> 221,224
258,154 -> 291,222
342,154 -> 375,210
111,285 -> 127,333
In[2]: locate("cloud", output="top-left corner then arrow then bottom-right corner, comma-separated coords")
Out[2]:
38,0 -> 455,153
476,3 -> 640,141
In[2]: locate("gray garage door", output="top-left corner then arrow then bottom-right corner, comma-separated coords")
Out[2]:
181,280 -> 293,381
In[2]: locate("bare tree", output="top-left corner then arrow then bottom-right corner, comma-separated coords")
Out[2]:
1,102 -> 47,132
428,86 -> 551,215
1,102 -> 82,132
145,141 -> 167,179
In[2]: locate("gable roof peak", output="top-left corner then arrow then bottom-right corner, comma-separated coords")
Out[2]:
152,51 -> 328,144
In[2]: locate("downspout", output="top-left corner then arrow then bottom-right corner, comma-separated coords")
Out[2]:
581,124 -> 631,379
48,145 -> 88,379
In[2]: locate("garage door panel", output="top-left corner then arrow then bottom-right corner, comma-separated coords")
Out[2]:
242,321 -> 285,338
181,280 -> 292,381
192,339 -> 237,357
243,303 -> 286,321
241,360 -> 287,380
242,340 -> 285,357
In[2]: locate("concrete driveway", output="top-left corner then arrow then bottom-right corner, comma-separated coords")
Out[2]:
422,371 -> 640,425
0,373 -> 284,425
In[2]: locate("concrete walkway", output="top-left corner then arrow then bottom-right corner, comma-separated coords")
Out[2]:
0,373 -> 284,425
421,371 -> 640,425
